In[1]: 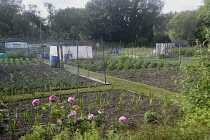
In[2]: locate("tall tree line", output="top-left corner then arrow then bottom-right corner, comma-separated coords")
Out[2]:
0,0 -> 209,44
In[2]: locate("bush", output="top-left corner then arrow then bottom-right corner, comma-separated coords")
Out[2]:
171,46 -> 199,57
180,53 -> 210,108
117,56 -> 133,62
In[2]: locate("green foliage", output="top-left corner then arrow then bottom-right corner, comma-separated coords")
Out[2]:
7,53 -> 36,60
180,32 -> 210,109
196,0 -> 210,41
19,124 -> 55,140
106,60 -> 118,70
179,107 -> 210,129
177,107 -> 210,140
86,0 -> 164,43
153,12 -> 175,43
0,101 -> 9,135
133,59 -> 144,69
171,46 -> 200,57
144,111 -> 157,122
117,56 -> 133,62
159,54 -> 168,59
167,11 -> 197,41
52,8 -> 87,40
93,60 -> 104,71
180,53 -> 210,108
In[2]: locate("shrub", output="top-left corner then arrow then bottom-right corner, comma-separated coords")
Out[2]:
180,53 -> 210,108
171,46 -> 199,57
117,56 -> 133,62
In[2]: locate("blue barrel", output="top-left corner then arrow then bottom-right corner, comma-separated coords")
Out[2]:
166,53 -> 172,57
50,56 -> 58,68
43,52 -> 49,59
114,50 -> 119,54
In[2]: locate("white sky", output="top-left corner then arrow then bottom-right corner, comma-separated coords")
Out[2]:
22,0 -> 203,17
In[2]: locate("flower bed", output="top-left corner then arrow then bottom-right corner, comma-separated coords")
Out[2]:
0,90 -> 180,140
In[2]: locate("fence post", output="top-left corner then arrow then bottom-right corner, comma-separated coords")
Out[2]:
101,37 -> 106,85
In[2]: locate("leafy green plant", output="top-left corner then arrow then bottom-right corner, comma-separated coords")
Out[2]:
133,59 -> 144,69
144,111 -> 157,123
106,60 -> 118,70
180,52 -> 210,108
23,109 -> 34,125
9,107 -> 18,136
0,101 -> 9,135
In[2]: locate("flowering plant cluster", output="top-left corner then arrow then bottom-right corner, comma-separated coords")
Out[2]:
31,95 -> 127,134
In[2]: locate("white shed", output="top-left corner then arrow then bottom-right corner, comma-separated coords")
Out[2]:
156,43 -> 175,55
50,46 -> 93,60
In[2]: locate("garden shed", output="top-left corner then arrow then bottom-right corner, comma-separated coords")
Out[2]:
156,43 -> 175,55
5,42 -> 28,48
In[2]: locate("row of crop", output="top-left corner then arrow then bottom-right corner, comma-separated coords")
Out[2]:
7,52 -> 36,60
0,59 -> 95,96
68,56 -> 172,71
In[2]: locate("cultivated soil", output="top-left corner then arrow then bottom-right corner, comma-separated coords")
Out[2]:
105,66 -> 182,93
0,89 -> 180,140
0,60 -> 182,139
0,61 -> 103,94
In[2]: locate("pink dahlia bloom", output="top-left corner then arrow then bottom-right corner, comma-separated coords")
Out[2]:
70,111 -> 76,116
49,95 -> 57,102
68,97 -> 75,103
32,99 -> 40,106
74,119 -> 81,124
119,116 -> 127,123
88,114 -> 95,120
72,105 -> 79,109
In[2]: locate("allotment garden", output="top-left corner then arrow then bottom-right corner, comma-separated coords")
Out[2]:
0,46 -> 210,140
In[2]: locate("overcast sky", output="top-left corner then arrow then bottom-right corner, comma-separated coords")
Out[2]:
22,0 -> 203,17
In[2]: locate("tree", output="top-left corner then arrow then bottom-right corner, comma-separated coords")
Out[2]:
0,0 -> 23,38
196,0 -> 210,42
85,0 -> 164,43
167,10 -> 197,41
23,4 -> 47,40
153,12 -> 175,43
50,8 -> 87,40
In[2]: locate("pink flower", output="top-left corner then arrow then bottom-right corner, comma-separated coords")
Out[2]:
70,111 -> 76,116
68,97 -> 75,103
74,119 -> 81,124
49,95 -> 57,102
72,105 -> 79,109
98,109 -> 104,114
32,99 -> 40,106
88,114 -> 95,120
119,116 -> 127,123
